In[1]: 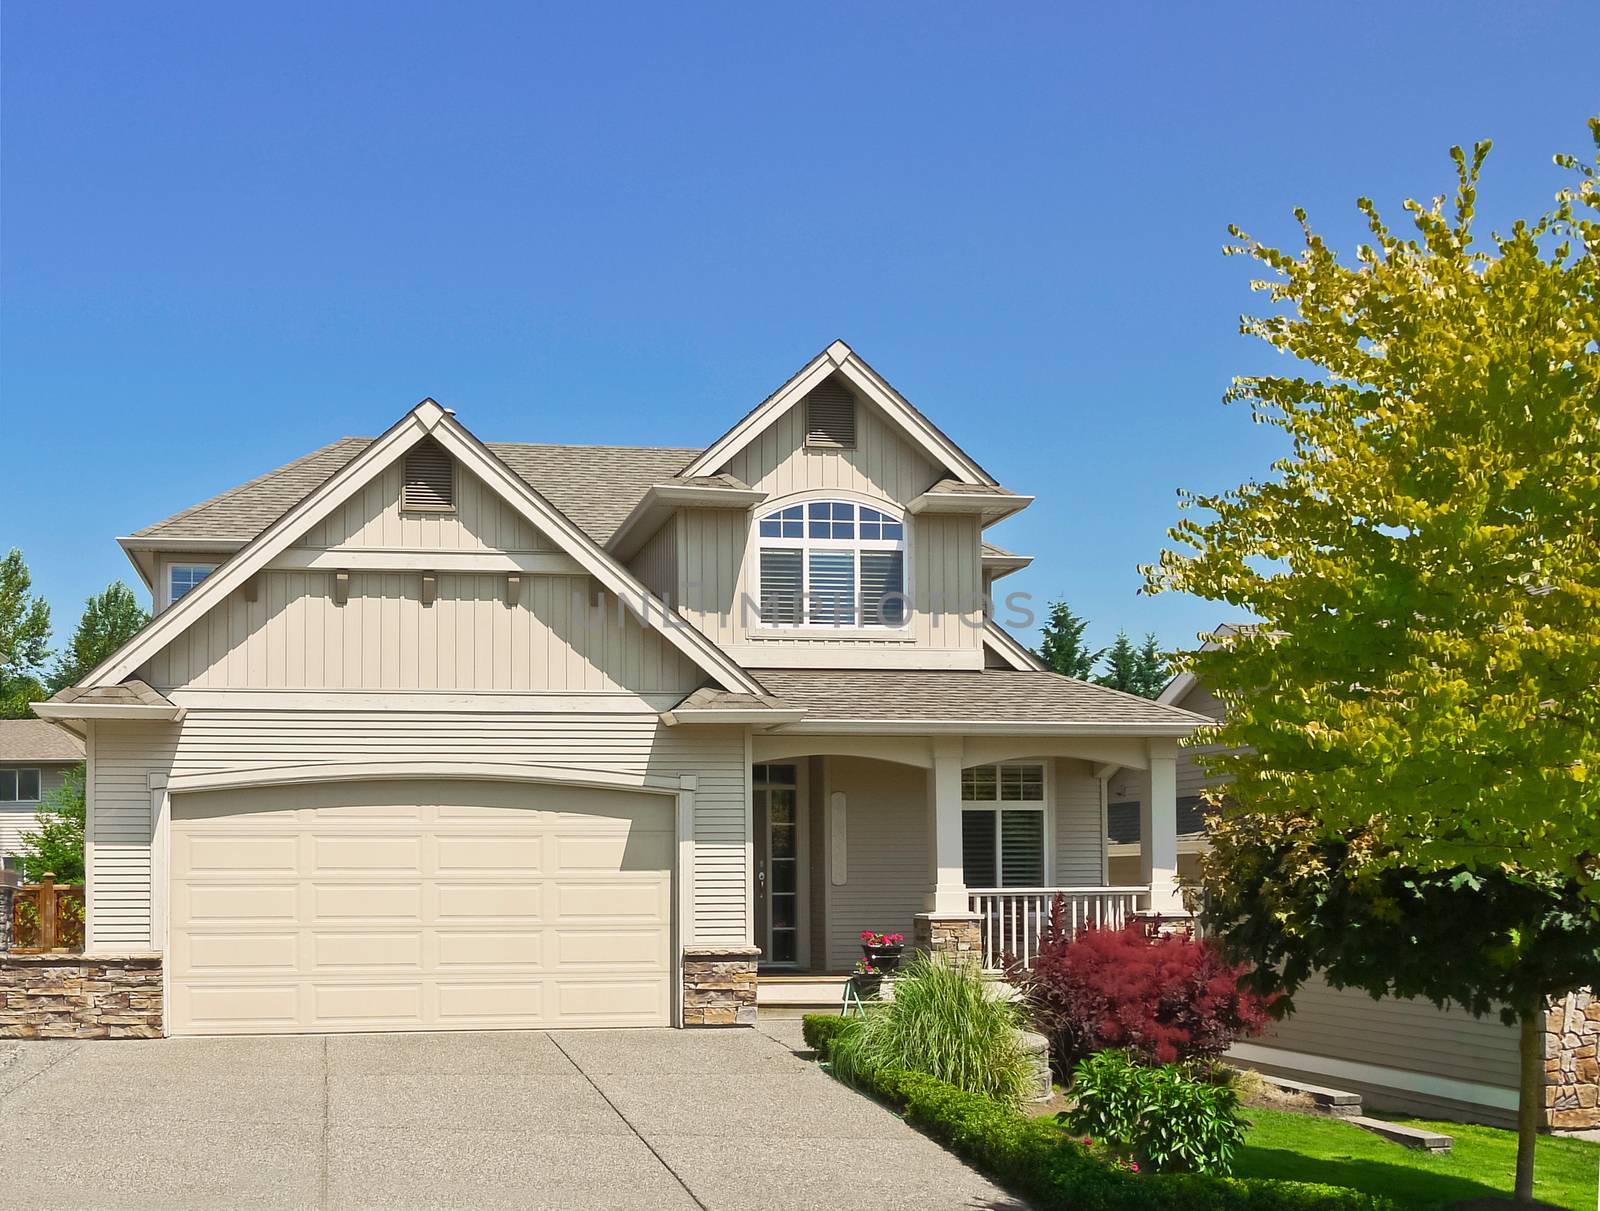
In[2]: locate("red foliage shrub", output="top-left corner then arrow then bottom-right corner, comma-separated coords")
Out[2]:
1007,897 -> 1272,1068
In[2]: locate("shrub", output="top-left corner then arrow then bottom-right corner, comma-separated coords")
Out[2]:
1063,1049 -> 1247,1175
1008,903 -> 1271,1067
801,1013 -> 854,1059
828,955 -> 1034,1107
858,1065 -> 1392,1211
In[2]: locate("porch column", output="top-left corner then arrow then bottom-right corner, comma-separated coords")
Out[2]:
1140,739 -> 1184,917
926,736 -> 967,913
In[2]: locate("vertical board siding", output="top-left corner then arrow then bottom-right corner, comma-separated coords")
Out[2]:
88,714 -> 751,952
296,462 -> 552,552
141,573 -> 700,694
824,757 -> 929,970
679,508 -> 744,645
629,516 -> 680,604
1053,761 -> 1105,885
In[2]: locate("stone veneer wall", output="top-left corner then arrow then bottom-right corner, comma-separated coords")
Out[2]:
1545,989 -> 1599,1130
0,954 -> 163,1039
911,912 -> 982,964
681,944 -> 759,1026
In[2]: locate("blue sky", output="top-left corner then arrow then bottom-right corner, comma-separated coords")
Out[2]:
2,2 -> 1594,659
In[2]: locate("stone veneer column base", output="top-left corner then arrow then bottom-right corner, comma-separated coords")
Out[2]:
912,912 -> 983,965
681,945 -> 760,1027
1,953 -> 163,1039
1544,988 -> 1599,1130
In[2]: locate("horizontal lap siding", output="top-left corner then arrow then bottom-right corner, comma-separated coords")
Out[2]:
824,758 -> 928,971
296,462 -> 552,552
88,714 -> 750,952
0,764 -> 75,856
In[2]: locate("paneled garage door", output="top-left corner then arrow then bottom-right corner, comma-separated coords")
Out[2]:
168,779 -> 673,1035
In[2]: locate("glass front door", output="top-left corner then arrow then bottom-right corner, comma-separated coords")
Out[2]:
753,763 -> 800,965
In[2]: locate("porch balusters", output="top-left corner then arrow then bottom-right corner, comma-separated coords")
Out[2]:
965,887 -> 1146,970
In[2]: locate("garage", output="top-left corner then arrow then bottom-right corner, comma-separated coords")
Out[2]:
166,778 -> 674,1035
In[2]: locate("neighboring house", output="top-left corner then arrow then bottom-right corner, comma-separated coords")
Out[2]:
1111,628 -> 1574,1130
18,341 -> 1206,1038
0,719 -> 85,859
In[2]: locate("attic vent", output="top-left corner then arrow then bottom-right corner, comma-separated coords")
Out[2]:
403,439 -> 455,511
804,379 -> 857,449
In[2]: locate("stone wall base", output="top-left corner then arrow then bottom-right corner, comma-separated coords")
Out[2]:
681,945 -> 759,1027
1544,989 -> 1599,1130
912,912 -> 982,966
1,953 -> 163,1039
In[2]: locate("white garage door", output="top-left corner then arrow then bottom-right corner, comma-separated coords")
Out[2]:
168,779 -> 673,1035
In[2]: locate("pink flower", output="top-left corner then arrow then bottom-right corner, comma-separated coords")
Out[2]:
1129,1162 -> 1140,1173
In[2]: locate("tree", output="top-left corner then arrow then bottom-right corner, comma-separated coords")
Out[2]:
48,582 -> 149,693
16,765 -> 86,881
0,548 -> 51,719
1146,124 -> 1600,1202
1133,633 -> 1169,699
1035,601 -> 1101,679
1095,630 -> 1140,692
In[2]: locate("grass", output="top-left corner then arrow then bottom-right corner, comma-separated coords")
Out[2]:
1235,1106 -> 1600,1210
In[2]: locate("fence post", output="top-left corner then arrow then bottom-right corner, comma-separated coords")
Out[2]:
40,872 -> 57,951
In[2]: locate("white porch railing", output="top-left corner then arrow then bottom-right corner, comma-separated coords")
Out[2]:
967,886 -> 1148,970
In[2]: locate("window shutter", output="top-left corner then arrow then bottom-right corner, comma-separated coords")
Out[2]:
859,551 -> 906,625
1000,810 -> 1045,887
759,550 -> 803,625
807,552 -> 856,624
403,439 -> 456,510
804,379 -> 856,448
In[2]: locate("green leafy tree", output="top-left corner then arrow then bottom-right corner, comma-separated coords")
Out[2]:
48,582 -> 149,693
1146,124 -> 1600,1202
0,549 -> 51,719
1095,630 -> 1140,692
16,765 -> 86,881
1035,601 -> 1101,679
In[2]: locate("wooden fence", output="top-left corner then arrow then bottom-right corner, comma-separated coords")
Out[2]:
8,874 -> 86,953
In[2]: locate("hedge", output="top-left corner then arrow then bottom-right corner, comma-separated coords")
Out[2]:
840,1064 -> 1394,1211
801,1012 -> 854,1058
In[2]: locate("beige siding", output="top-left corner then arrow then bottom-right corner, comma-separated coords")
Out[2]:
87,714 -> 750,954
721,393 -> 938,505
823,757 -> 929,971
0,763 -> 77,857
629,515 -> 680,603
296,461 -> 552,553
1053,761 -> 1105,884
141,572 -> 700,694
677,508 -> 745,646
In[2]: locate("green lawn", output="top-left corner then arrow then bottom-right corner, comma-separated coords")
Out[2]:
1236,1107 -> 1599,1210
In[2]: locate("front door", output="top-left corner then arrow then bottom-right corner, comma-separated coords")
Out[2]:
752,763 -> 801,966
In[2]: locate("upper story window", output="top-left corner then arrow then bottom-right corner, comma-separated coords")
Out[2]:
0,768 -> 42,803
757,499 -> 906,628
167,564 -> 216,606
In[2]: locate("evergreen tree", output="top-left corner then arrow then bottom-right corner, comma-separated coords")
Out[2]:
1094,630 -> 1140,692
1132,633 -> 1169,698
1034,601 -> 1100,679
49,582 -> 149,693
0,549 -> 51,719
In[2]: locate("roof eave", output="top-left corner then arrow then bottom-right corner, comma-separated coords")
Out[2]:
607,483 -> 768,561
907,492 -> 1034,524
661,708 -> 809,727
768,719 -> 1201,737
32,701 -> 185,724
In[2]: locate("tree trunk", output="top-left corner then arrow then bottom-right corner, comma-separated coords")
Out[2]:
1514,1005 -> 1542,1204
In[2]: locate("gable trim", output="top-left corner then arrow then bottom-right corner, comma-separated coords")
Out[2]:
80,400 -> 763,695
680,341 -> 995,486
983,621 -> 1047,671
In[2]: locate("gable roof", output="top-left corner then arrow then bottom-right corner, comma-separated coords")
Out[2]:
679,341 -> 997,486
81,401 -> 763,697
0,719 -> 85,763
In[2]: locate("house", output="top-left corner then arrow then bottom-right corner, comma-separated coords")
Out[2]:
6,341 -> 1206,1038
0,719 -> 85,859
1113,627 -> 1599,1131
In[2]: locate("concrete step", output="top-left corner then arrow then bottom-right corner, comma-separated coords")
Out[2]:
1255,1072 -> 1364,1117
1348,1116 -> 1452,1153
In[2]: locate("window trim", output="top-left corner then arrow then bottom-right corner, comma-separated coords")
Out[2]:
162,561 -> 219,611
960,761 -> 1052,888
750,493 -> 911,634
0,767 -> 43,804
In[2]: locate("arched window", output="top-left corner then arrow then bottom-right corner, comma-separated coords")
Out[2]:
756,499 -> 907,627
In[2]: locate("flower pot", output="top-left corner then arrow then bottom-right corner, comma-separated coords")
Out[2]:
863,943 -> 904,974
850,972 -> 884,1000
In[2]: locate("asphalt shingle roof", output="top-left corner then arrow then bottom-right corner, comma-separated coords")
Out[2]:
0,720 -> 85,762
748,668 -> 1208,727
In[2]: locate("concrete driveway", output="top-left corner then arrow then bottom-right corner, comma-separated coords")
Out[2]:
0,1024 -> 1022,1210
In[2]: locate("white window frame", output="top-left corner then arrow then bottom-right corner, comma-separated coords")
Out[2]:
960,761 -> 1052,888
0,767 -> 43,803
162,562 -> 219,610
753,495 -> 910,633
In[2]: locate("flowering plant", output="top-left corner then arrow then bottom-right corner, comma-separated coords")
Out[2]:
852,957 -> 881,976
859,931 -> 905,948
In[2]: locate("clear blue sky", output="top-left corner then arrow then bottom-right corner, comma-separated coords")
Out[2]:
3,2 -> 1594,659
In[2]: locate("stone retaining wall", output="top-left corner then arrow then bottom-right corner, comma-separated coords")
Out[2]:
1,953 -> 163,1038
1545,989 -> 1599,1130
912,912 -> 982,965
681,944 -> 759,1026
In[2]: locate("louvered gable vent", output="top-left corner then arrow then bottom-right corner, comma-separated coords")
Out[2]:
402,438 -> 456,510
804,379 -> 857,449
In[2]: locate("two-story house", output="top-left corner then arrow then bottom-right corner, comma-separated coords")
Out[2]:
24,342 -> 1204,1037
